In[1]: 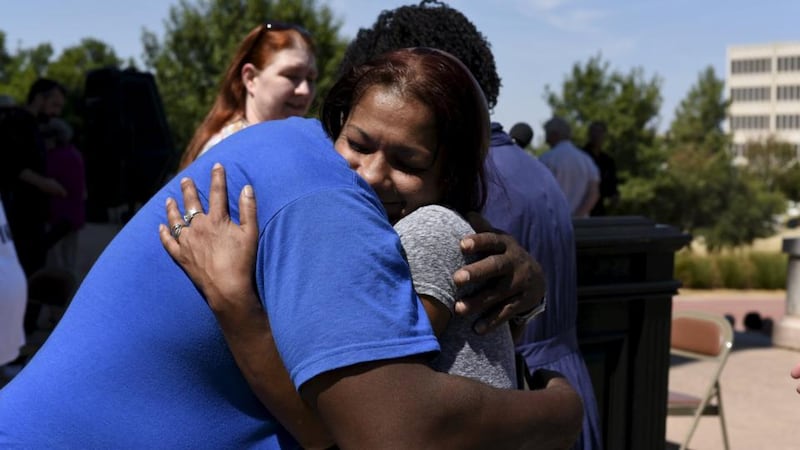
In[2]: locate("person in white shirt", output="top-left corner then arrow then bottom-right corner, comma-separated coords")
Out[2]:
539,116 -> 600,217
0,198 -> 27,372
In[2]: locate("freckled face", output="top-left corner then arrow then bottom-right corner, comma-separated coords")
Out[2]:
334,86 -> 444,224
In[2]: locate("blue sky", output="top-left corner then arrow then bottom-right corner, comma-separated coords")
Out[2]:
3,0 -> 800,142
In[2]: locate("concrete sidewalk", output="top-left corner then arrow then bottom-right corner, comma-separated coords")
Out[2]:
667,290 -> 800,449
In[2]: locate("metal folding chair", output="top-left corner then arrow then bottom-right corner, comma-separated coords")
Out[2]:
667,310 -> 734,450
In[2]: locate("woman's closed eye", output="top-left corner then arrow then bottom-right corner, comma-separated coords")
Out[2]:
348,139 -> 429,173
394,157 -> 429,174
347,138 -> 372,154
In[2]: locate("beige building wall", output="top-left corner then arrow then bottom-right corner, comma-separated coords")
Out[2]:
726,42 -> 800,161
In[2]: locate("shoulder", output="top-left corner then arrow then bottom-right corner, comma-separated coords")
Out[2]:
394,205 -> 473,239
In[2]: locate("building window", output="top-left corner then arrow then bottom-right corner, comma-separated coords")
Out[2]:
778,56 -> 800,72
730,115 -> 770,130
731,58 -> 772,74
777,85 -> 800,101
777,115 -> 800,129
731,86 -> 771,102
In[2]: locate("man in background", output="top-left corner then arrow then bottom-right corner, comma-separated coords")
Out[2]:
509,121 -> 534,148
0,78 -> 68,335
540,116 -> 600,218
582,121 -> 619,216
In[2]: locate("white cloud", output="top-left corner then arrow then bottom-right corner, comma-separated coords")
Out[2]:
514,0 -> 608,33
526,0 -> 572,12
544,7 -> 608,32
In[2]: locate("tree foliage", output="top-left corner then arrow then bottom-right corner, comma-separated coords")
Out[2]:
615,66 -> 786,250
0,31 -> 54,102
142,0 -> 347,153
620,143 -> 784,250
544,54 -> 663,179
0,33 -> 122,141
668,67 -> 729,149
742,138 -> 799,194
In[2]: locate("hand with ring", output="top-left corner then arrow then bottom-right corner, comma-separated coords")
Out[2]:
159,163 -> 260,314
170,223 -> 184,241
158,164 -> 331,444
183,208 -> 202,225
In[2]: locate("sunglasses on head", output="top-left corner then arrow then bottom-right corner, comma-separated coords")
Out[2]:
264,21 -> 312,39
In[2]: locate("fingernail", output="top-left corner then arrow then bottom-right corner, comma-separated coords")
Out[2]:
460,238 -> 474,251
473,320 -> 487,335
243,185 -> 254,198
455,301 -> 467,314
454,269 -> 470,283
165,197 -> 172,206
213,162 -> 222,169
180,177 -> 190,186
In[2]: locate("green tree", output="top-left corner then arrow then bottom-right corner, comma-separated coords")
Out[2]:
742,137 -> 798,192
544,54 -> 663,179
47,38 -> 123,133
0,38 -> 54,102
142,0 -> 347,153
620,66 -> 785,250
667,66 -> 729,149
0,31 -> 13,83
47,38 -> 122,97
0,34 -> 121,106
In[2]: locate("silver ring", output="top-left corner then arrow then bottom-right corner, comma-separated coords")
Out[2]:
171,223 -> 184,240
183,209 -> 201,225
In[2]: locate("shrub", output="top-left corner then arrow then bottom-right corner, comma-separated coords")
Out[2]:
715,253 -> 754,290
675,252 -> 717,289
674,250 -> 786,290
749,252 -> 788,290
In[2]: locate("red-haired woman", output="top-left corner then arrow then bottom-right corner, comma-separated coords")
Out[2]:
180,22 -> 317,170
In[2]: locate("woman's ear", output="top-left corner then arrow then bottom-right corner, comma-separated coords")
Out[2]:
241,63 -> 258,95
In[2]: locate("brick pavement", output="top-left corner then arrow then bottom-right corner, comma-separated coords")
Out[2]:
667,289 -> 800,450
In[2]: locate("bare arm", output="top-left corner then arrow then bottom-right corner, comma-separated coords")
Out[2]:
18,168 -> 67,197
160,165 -> 576,448
159,164 -> 333,449
302,357 -> 583,450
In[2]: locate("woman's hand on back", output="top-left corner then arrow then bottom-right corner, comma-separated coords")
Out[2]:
453,212 -> 546,335
159,163 -> 261,318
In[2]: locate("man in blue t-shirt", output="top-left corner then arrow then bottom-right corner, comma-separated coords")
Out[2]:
0,118 -> 581,449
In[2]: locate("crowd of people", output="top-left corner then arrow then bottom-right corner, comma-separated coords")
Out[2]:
0,79 -> 85,379
7,0 -> 776,448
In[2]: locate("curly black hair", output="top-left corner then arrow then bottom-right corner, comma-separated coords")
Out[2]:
340,0 -> 501,110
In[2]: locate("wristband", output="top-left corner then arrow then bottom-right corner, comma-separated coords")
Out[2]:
510,297 -> 546,327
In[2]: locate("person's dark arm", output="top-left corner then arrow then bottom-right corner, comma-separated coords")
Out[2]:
161,166 -> 580,448
454,212 -> 546,334
302,357 -> 583,450
18,169 -> 67,197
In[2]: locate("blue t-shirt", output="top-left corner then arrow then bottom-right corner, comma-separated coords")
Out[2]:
0,118 -> 439,449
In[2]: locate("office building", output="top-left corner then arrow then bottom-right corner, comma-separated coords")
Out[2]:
727,42 -> 800,162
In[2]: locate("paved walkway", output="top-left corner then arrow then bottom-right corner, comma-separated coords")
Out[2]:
667,290 -> 799,449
